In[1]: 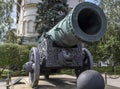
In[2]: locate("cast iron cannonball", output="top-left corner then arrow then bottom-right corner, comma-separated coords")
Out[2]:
77,70 -> 105,89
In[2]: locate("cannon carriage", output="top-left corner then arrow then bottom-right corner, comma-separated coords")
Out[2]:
23,2 -> 106,88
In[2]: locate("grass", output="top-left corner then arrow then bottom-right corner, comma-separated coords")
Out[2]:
60,66 -> 120,76
0,70 -> 27,79
60,69 -> 75,76
0,66 -> 120,79
94,66 -> 120,75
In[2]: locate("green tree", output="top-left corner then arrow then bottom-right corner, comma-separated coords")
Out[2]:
100,0 -> 120,62
0,0 -> 14,42
5,29 -> 17,43
36,0 -> 68,36
0,43 -> 32,77
89,0 -> 120,63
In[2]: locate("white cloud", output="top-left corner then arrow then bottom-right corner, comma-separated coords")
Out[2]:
85,0 -> 101,5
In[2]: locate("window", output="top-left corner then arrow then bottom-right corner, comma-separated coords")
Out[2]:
23,21 -> 27,34
28,20 -> 34,33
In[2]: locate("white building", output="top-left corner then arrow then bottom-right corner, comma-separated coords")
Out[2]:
17,0 -> 83,45
17,0 -> 40,45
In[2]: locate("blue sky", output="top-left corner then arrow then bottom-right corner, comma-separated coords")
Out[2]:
11,0 -> 101,29
11,4 -> 16,29
11,0 -> 17,29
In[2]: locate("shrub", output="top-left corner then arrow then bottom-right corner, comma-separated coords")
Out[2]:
0,43 -> 33,77
94,66 -> 120,75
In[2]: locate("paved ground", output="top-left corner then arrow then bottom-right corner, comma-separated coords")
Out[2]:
0,74 -> 120,89
102,74 -> 120,88
0,79 -> 6,89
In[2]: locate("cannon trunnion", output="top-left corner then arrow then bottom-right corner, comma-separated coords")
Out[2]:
23,2 -> 106,88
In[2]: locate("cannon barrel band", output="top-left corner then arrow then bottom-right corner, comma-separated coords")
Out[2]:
72,2 -> 106,42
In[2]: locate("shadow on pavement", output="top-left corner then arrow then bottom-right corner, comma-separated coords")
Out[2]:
36,78 -> 120,89
6,75 -> 120,89
37,78 -> 76,89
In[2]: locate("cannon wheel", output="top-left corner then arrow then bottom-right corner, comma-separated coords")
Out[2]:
45,73 -> 49,79
75,48 -> 93,77
29,47 -> 40,88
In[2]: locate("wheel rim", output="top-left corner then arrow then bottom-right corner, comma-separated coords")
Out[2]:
75,48 -> 93,77
29,47 -> 40,87
82,48 -> 93,70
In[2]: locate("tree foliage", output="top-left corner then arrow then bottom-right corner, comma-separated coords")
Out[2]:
35,0 -> 68,35
89,0 -> 120,63
0,43 -> 32,77
0,0 -> 14,42
5,29 -> 17,43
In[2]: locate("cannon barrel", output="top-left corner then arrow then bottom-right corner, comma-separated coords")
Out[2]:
46,2 -> 106,47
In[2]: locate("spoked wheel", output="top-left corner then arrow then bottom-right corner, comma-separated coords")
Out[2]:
29,47 -> 40,88
75,48 -> 93,77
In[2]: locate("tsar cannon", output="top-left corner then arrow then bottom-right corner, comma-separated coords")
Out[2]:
23,2 -> 106,88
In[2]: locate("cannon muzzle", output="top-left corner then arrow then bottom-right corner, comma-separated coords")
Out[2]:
47,2 -> 106,47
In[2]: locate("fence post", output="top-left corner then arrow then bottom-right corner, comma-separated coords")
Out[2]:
6,68 -> 11,89
105,72 -> 107,85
